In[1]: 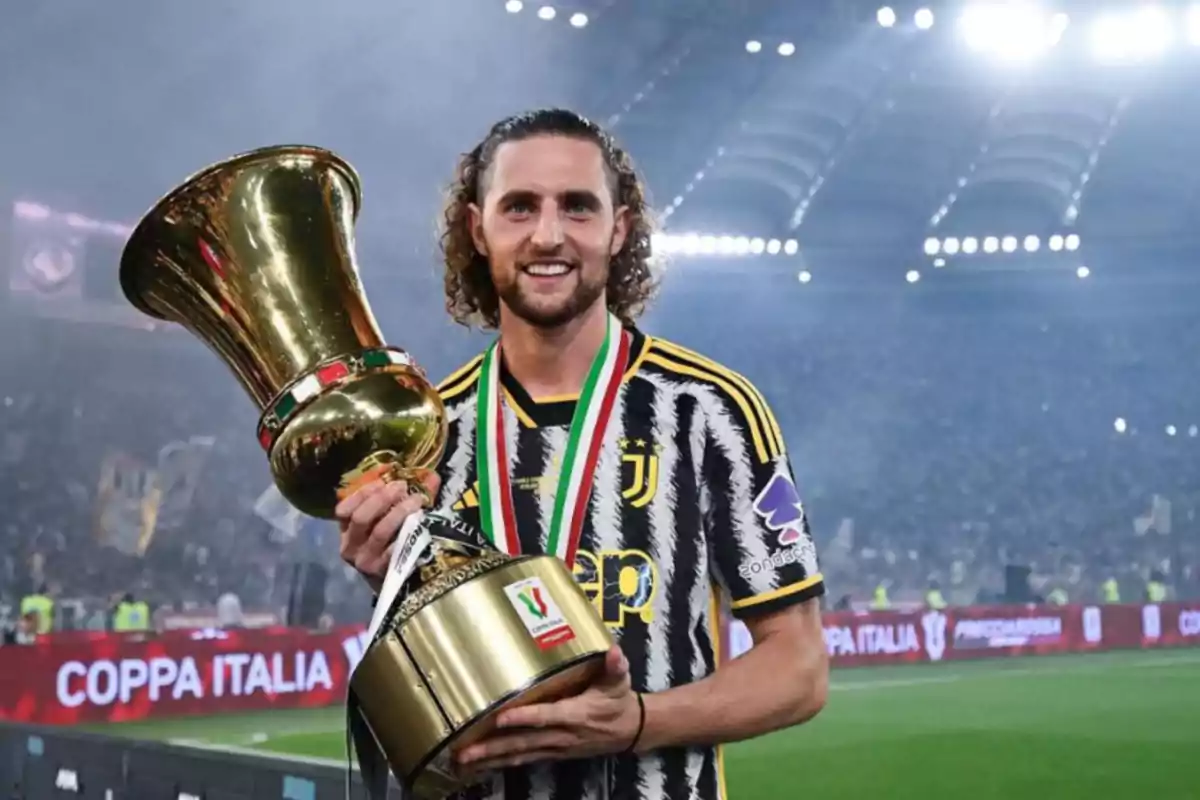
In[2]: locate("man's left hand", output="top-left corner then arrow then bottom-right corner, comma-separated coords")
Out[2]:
455,646 -> 642,773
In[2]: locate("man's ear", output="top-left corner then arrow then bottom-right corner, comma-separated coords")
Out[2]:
468,203 -> 488,255
610,206 -> 630,256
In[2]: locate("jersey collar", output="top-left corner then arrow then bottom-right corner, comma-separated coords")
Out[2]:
499,326 -> 649,428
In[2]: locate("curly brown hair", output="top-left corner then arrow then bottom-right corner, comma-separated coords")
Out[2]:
439,108 -> 658,330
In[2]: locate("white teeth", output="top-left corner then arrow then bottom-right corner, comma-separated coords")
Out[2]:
524,262 -> 571,276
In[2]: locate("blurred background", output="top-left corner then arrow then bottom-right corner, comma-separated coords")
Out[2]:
1,0 -> 1197,632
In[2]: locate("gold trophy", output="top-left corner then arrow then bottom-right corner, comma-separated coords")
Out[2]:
118,146 -> 613,799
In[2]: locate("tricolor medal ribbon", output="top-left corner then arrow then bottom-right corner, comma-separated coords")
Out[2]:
475,313 -> 630,568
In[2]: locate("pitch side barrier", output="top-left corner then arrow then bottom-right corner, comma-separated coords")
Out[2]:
729,600 -> 1200,663
0,721 -> 367,800
1,604 -> 1198,726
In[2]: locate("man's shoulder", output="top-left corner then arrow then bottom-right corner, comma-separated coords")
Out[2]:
638,334 -> 770,406
434,353 -> 485,410
639,335 -> 784,464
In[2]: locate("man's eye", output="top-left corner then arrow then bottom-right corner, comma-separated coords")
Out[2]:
506,201 -> 534,214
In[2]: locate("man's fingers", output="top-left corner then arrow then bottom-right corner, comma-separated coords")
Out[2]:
350,482 -> 408,530
339,481 -> 412,571
364,494 -> 426,560
594,646 -> 630,690
419,471 -> 442,499
456,730 -> 573,765
497,698 -> 585,730
334,479 -> 386,520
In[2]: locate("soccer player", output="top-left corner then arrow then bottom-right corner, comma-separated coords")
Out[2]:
337,108 -> 828,800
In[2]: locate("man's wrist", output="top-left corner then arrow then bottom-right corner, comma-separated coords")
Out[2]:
621,692 -> 647,755
631,691 -> 665,755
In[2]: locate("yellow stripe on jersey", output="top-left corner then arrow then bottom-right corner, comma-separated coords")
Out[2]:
626,333 -> 653,380
730,573 -> 823,612
501,388 -> 538,428
709,587 -> 729,800
651,340 -> 785,459
533,392 -> 579,404
437,359 -> 483,402
644,351 -> 777,464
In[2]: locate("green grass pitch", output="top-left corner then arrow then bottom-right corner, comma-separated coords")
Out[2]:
92,650 -> 1200,798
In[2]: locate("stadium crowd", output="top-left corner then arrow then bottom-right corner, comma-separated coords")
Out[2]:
2,271 -> 1197,637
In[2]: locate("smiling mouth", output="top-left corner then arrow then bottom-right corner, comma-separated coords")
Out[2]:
521,261 -> 575,277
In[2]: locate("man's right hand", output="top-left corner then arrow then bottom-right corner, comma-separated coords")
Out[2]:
336,472 -> 442,593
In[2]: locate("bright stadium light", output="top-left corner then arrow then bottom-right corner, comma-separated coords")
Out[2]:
962,236 -> 979,254
638,232 -> 813,258
1049,234 -> 1064,251
943,237 -> 960,255
1114,417 -> 1127,434
983,236 -> 1000,253
1076,265 -> 1090,278
924,237 -> 941,255
1001,235 -> 1018,253
1091,7 -> 1171,61
1065,233 -> 1081,251
505,0 -> 523,12
960,4 -> 1069,61
1166,424 -> 1177,437
914,8 -> 935,29
778,42 -> 796,56
798,270 -> 812,283
537,5 -> 556,20
746,40 -> 762,53
906,269 -> 922,283
569,12 -> 588,27
1024,234 -> 1040,252
878,6 -> 897,27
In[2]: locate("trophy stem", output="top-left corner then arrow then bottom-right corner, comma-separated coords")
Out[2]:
337,451 -> 436,504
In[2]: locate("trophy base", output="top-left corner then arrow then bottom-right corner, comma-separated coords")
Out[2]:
351,554 -> 613,800
409,652 -> 604,800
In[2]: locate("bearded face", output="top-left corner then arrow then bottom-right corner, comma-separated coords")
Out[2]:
469,135 -> 628,329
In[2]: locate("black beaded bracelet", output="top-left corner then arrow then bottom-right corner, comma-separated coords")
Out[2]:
623,692 -> 647,755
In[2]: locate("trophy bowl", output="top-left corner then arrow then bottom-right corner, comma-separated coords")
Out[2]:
117,144 -> 446,518
118,146 -> 614,800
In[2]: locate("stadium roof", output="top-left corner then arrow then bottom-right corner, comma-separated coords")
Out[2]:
7,0 -> 1200,274
604,2 -> 1200,254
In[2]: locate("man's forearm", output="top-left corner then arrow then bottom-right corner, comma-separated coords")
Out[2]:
634,616 -> 828,753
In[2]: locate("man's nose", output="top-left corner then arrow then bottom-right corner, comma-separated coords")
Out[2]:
531,209 -> 565,249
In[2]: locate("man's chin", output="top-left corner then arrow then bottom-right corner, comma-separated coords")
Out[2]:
511,302 -> 582,330
499,281 -> 606,331
504,294 -> 592,330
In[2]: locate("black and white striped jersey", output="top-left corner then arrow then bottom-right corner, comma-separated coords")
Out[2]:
430,326 -> 824,800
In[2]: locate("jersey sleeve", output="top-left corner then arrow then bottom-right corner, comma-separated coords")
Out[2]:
701,383 -> 824,620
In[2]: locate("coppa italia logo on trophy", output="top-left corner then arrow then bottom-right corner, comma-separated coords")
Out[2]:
505,578 -> 576,651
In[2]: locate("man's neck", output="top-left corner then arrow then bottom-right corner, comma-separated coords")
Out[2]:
498,302 -> 610,400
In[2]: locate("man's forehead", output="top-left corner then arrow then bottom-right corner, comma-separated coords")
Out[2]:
487,136 -> 609,196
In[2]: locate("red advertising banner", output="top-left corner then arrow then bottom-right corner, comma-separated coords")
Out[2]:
2,604 -> 1197,725
730,602 -> 1200,666
0,625 -> 369,725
